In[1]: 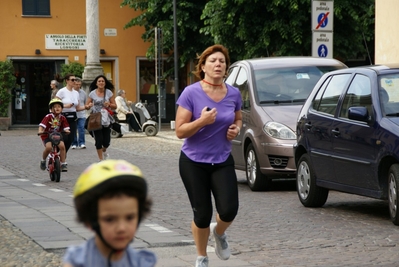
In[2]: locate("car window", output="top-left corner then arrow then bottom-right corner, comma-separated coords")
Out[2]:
312,74 -> 351,116
225,66 -> 239,86
340,74 -> 372,119
254,66 -> 339,104
234,68 -> 250,110
380,74 -> 399,115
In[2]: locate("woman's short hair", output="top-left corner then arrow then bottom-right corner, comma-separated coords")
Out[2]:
193,44 -> 231,80
117,89 -> 125,96
51,80 -> 59,88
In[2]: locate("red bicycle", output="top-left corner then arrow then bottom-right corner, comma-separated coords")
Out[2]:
38,132 -> 63,182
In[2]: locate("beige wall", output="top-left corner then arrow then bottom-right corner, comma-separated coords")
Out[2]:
375,0 -> 399,64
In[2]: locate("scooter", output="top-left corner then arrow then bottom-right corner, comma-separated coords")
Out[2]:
111,101 -> 158,138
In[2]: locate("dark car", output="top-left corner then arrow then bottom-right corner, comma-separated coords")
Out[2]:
225,57 -> 347,191
295,64 -> 399,225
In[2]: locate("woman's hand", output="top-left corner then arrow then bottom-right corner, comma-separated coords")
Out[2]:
85,102 -> 93,110
201,106 -> 217,125
227,124 -> 240,141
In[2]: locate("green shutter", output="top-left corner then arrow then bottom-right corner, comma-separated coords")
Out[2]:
22,0 -> 50,16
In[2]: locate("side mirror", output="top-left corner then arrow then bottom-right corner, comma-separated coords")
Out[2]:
348,106 -> 369,122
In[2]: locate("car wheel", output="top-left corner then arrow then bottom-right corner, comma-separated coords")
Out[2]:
245,143 -> 271,191
388,164 -> 399,225
296,153 -> 328,207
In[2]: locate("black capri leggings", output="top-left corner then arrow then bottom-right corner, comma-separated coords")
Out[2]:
92,126 -> 111,150
179,151 -> 239,229
63,117 -> 77,153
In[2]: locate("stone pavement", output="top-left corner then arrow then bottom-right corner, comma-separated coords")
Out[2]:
0,125 -> 254,267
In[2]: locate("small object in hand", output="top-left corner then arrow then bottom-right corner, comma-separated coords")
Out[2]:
206,107 -> 211,111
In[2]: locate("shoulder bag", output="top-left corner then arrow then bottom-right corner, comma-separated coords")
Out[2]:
85,90 -> 105,131
87,112 -> 102,131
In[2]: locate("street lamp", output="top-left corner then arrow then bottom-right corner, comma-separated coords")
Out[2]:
173,0 -> 179,113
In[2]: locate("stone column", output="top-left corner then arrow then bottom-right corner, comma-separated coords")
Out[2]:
82,0 -> 103,92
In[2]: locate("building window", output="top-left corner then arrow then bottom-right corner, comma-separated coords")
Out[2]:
22,0 -> 50,16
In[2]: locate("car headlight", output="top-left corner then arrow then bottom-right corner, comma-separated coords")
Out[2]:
263,122 -> 296,140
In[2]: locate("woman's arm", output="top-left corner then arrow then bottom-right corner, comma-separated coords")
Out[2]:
108,94 -> 117,110
85,96 -> 93,110
226,110 -> 243,141
175,106 -> 217,139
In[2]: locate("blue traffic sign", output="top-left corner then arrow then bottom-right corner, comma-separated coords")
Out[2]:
318,45 -> 328,57
317,13 -> 329,28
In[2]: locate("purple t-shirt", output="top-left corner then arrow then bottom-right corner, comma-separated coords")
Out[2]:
177,82 -> 241,163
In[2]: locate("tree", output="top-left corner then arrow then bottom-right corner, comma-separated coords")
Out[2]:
0,60 -> 16,117
202,0 -> 375,63
120,0 -> 213,77
61,62 -> 84,78
121,0 -> 375,68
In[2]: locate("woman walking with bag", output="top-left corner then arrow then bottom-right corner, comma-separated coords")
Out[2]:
84,75 -> 116,161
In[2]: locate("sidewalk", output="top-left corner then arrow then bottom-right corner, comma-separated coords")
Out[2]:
0,127 -> 254,267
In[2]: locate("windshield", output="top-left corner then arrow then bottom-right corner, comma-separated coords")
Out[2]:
255,66 -> 340,104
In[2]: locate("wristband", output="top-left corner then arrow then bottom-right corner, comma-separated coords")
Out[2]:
236,126 -> 241,136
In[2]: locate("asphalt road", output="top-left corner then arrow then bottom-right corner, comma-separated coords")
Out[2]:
1,128 -> 399,267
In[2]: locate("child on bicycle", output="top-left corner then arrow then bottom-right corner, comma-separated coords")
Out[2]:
38,98 -> 70,172
62,159 -> 157,267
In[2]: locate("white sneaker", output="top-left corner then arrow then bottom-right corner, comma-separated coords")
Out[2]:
195,256 -> 209,267
210,222 -> 230,260
103,152 -> 109,160
71,145 -> 77,149
80,144 -> 86,149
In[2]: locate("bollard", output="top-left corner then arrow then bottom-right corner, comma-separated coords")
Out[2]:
170,120 -> 175,130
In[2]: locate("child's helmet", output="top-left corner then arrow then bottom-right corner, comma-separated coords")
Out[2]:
74,159 -> 147,198
73,160 -> 150,255
73,159 -> 150,225
48,98 -> 64,109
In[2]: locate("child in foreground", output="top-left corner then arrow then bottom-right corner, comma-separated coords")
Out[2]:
38,98 -> 70,172
62,159 -> 157,267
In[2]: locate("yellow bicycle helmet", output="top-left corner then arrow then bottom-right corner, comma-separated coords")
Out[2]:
74,159 -> 146,198
74,160 -> 151,262
73,159 -> 150,226
48,98 -> 64,109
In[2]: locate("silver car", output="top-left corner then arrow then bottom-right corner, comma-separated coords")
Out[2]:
225,57 -> 347,191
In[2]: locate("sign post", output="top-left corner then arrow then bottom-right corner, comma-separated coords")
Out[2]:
312,1 -> 334,59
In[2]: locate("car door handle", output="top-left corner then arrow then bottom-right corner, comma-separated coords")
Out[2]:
331,129 -> 340,136
305,122 -> 312,130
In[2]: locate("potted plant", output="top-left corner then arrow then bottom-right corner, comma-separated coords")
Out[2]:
61,62 -> 84,79
0,60 -> 16,130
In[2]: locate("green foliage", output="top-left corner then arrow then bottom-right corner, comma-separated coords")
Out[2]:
61,62 -> 85,78
202,0 -> 375,63
121,0 -> 213,77
121,0 -> 375,70
0,60 -> 16,117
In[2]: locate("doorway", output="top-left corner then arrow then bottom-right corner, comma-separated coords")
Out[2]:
12,60 -> 64,124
